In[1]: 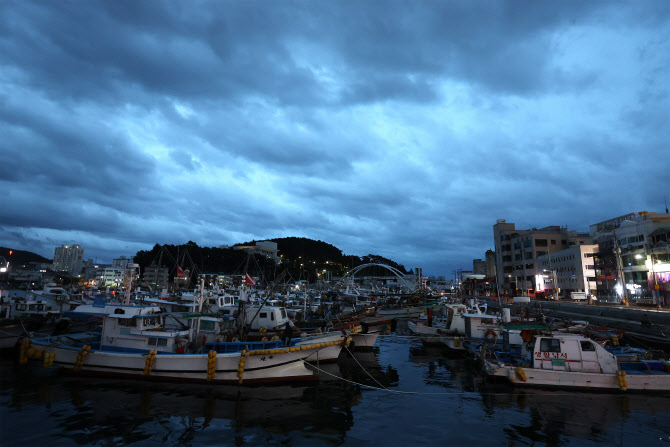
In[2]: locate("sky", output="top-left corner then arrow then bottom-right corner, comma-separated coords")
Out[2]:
1,0 -> 669,277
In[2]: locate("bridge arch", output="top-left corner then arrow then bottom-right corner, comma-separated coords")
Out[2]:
337,263 -> 413,287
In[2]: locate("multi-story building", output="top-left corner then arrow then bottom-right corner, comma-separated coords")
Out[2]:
112,256 -> 133,269
589,211 -> 670,305
142,265 -> 169,291
493,220 -> 593,295
485,249 -> 496,278
537,245 -> 599,298
98,267 -> 124,288
473,259 -> 488,276
53,244 -> 85,276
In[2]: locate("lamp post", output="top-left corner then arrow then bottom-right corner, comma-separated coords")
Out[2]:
508,274 -> 517,296
646,252 -> 659,307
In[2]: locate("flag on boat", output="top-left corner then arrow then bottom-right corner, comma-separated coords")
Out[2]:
244,273 -> 256,286
176,266 -> 186,278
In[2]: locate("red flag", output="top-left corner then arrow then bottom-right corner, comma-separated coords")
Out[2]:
244,273 -> 256,286
176,266 -> 186,278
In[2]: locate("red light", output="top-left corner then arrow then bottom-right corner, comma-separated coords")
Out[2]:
9,250 -> 13,255
112,291 -> 115,295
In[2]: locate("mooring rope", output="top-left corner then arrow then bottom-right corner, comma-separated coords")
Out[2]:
343,344 -> 387,390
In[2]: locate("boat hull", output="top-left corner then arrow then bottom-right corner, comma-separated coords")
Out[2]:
27,333 -> 349,384
486,362 -> 670,392
407,320 -> 443,344
351,332 -> 379,350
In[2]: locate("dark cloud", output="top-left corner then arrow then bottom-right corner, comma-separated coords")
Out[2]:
1,0 -> 669,274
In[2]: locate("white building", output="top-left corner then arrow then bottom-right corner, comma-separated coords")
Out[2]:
537,245 -> 599,297
98,267 -> 124,288
53,244 -> 85,276
589,211 -> 670,305
112,256 -> 134,269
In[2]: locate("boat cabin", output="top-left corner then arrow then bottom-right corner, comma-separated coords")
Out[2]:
11,298 -> 59,319
531,334 -> 618,373
444,304 -> 469,333
100,305 -> 188,353
243,306 -> 289,331
463,313 -> 501,342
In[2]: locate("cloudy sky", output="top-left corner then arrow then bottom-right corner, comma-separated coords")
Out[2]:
1,1 -> 669,276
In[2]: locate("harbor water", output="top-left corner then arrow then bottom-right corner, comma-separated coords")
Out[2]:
2,334 -> 670,446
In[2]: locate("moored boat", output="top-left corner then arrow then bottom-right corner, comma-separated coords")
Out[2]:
22,302 -> 351,384
483,333 -> 670,392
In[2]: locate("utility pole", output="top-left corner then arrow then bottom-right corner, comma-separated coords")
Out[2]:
613,229 -> 629,307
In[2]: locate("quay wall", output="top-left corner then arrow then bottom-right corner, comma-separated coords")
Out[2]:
478,297 -> 670,326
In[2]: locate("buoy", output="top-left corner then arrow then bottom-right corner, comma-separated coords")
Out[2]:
143,349 -> 157,376
515,367 -> 527,382
73,345 -> 91,372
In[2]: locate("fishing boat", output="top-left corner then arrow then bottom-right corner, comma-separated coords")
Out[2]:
482,333 -> 670,392
438,302 -> 501,351
23,303 -> 351,384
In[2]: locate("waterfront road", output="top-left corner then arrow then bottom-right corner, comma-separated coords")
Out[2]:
476,296 -> 670,350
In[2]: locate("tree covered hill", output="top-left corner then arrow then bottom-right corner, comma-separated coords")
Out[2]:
0,247 -> 51,267
133,237 -> 410,285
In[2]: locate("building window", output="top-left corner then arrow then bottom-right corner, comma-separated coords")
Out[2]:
535,239 -> 548,247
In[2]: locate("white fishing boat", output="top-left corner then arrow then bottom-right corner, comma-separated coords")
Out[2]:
437,301 -> 499,351
24,302 -> 349,383
483,333 -> 670,392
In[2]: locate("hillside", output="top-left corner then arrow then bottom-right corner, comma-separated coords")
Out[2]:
135,237 -> 409,286
0,247 -> 51,267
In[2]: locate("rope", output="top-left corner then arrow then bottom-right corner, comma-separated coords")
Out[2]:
342,345 -> 387,390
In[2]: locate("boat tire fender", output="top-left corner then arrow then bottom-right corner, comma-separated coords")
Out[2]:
484,330 -> 497,343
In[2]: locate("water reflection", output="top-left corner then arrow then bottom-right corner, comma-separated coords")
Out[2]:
408,341 -> 670,446
1,348 -> 401,446
2,338 -> 670,447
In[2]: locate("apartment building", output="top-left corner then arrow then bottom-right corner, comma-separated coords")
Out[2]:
493,220 -> 593,295
53,244 -> 84,276
537,245 -> 599,297
142,265 -> 169,290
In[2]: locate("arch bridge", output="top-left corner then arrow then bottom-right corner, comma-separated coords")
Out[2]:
336,263 -> 414,288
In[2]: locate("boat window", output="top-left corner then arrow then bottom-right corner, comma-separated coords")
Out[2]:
271,312 -> 274,321
260,312 -> 267,319
580,341 -> 596,351
200,321 -> 215,331
143,317 -> 160,326
281,308 -> 287,319
148,337 -> 168,347
540,338 -> 561,353
118,318 -> 137,327
16,304 -> 26,311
